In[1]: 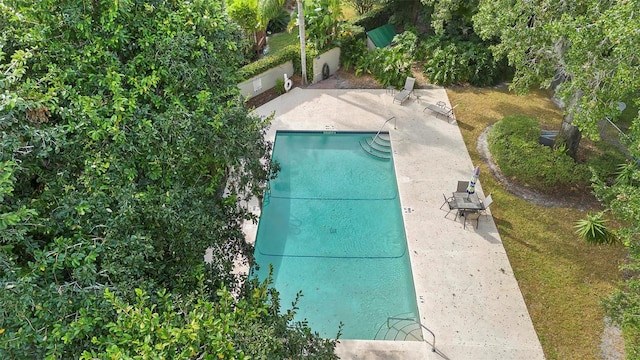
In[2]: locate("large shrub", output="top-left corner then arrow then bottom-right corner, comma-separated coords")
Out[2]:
422,35 -> 502,86
267,8 -> 290,34
238,44 -> 299,81
337,23 -> 367,69
354,30 -> 418,88
487,115 -> 590,190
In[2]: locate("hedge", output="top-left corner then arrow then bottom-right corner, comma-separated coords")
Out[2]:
238,44 -> 299,81
350,5 -> 393,31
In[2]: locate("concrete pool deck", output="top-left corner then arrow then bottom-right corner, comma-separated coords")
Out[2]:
249,87 -> 545,359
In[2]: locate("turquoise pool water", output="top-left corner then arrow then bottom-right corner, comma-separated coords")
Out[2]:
253,131 -> 420,340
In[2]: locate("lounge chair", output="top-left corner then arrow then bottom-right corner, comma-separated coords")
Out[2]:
424,101 -> 458,122
393,77 -> 415,105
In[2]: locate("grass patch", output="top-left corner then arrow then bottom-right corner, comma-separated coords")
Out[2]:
266,29 -> 298,57
447,86 -> 628,360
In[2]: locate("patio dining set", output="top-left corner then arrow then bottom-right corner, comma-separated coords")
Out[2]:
441,180 -> 493,229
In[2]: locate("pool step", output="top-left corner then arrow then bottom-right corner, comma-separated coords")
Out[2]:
375,317 -> 424,341
360,134 -> 392,160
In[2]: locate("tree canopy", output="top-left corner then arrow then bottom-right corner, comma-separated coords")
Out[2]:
1,0 -> 337,357
473,0 -> 640,158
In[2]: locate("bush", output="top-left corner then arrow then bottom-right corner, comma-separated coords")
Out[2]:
353,30 -> 417,88
488,115 -> 590,190
238,44 -> 299,81
488,115 -> 540,142
337,24 -> 366,69
267,8 -> 290,34
585,141 -> 630,184
421,35 -> 501,87
274,78 -> 285,95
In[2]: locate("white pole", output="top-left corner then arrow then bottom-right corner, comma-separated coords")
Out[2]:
297,0 -> 307,85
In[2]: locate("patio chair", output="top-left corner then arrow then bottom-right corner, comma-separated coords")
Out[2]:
461,210 -> 480,229
440,193 -> 458,218
393,77 -> 415,105
463,194 -> 493,229
479,194 -> 493,218
456,180 -> 469,193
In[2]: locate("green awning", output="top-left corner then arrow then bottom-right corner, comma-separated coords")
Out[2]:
366,24 -> 396,48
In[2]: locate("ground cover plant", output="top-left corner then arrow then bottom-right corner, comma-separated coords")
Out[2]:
447,86 -> 628,359
487,115 -> 591,191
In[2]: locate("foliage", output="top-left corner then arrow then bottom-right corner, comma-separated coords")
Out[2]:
227,0 -> 286,32
350,3 -> 394,31
421,35 -> 500,86
0,0 -> 336,357
228,0 -> 260,33
337,24 -> 367,70
421,0 -> 478,36
345,0 -> 379,16
267,7 -> 291,34
74,276 -> 339,359
354,30 -> 417,88
474,0 -> 640,157
239,44 -> 299,81
293,0 -> 344,52
487,116 -> 590,190
275,77 -> 286,95
574,212 -> 618,245
593,137 -> 640,355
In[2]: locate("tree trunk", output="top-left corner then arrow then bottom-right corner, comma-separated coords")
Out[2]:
554,89 -> 583,159
556,116 -> 581,159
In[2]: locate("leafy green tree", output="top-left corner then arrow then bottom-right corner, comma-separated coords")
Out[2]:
473,0 -> 640,159
421,0 -> 478,36
292,0 -> 343,52
0,0 -> 337,357
74,276 -> 338,359
227,0 -> 286,33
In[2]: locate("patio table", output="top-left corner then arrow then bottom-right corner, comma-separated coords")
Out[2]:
452,192 -> 483,211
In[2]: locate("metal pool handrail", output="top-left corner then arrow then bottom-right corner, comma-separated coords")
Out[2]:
370,116 -> 396,145
386,316 -> 436,352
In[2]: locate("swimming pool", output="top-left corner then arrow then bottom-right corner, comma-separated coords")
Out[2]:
253,131 -> 421,340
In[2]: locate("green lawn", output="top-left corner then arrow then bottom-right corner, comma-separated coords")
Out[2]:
447,87 -> 628,360
266,29 -> 297,56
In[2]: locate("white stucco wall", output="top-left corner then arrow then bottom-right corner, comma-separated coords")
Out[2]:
238,61 -> 294,98
312,48 -> 341,84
